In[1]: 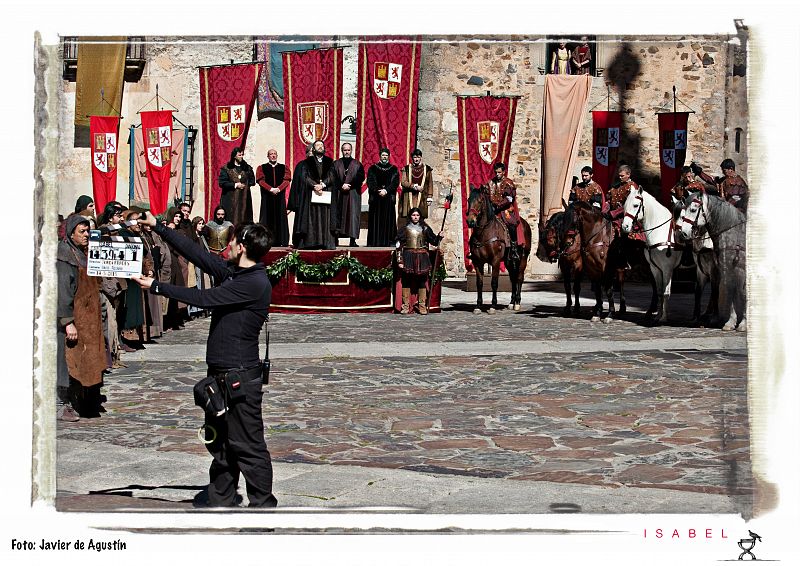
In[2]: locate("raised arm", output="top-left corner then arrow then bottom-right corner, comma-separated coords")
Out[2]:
151,222 -> 229,281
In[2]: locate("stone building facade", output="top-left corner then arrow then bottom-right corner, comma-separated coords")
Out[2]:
56,29 -> 748,278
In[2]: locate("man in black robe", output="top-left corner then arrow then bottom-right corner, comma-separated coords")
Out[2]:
293,139 -> 339,250
366,148 -> 399,247
333,142 -> 366,247
218,146 -> 255,228
256,148 -> 291,246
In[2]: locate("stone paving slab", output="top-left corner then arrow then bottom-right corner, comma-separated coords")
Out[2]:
56,280 -> 750,516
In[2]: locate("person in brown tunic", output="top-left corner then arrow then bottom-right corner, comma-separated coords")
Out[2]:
571,36 -> 592,75
485,161 -> 523,250
607,164 -> 646,242
57,214 -> 107,420
670,166 -> 710,206
692,159 -> 749,212
398,148 -> 434,228
569,165 -> 606,210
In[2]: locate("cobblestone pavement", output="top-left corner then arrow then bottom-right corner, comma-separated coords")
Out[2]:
56,281 -> 751,515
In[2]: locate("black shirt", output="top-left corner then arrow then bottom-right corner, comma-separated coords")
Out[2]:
150,224 -> 270,371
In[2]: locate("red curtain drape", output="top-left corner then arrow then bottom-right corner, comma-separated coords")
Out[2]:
140,110 -> 173,215
89,115 -> 120,212
591,111 -> 622,193
355,39 -> 421,171
455,95 -> 519,271
282,48 -> 343,176
199,63 -> 262,219
658,112 -> 690,205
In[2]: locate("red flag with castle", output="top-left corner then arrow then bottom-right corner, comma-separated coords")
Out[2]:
199,63 -> 262,219
456,95 -> 519,270
591,111 -> 622,193
140,110 -> 174,215
658,112 -> 690,204
282,48 -> 343,176
89,115 -> 120,212
356,39 -> 421,170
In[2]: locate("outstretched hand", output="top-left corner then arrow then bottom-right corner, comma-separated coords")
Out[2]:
137,213 -> 157,228
131,275 -> 154,290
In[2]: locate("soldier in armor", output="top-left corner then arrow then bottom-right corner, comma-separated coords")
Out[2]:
395,208 -> 443,315
485,162 -> 523,256
569,166 -> 606,211
203,206 -> 234,256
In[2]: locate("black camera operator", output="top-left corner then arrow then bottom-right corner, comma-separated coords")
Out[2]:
132,214 -> 277,508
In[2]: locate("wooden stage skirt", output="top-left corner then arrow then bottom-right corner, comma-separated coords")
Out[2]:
264,248 -> 442,314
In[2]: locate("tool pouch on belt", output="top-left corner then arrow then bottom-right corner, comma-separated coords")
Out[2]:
223,369 -> 249,405
193,376 -> 227,417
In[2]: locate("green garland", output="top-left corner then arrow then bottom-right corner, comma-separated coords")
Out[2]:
266,251 -> 448,287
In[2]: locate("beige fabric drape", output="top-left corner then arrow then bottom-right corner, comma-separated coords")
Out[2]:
540,75 -> 593,222
75,37 -> 127,128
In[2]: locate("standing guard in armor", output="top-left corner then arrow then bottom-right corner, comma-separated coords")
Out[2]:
204,206 -> 234,257
395,208 -> 443,315
485,162 -> 524,258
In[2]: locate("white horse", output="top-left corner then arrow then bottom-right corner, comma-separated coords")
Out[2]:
677,191 -> 746,331
621,187 -> 683,324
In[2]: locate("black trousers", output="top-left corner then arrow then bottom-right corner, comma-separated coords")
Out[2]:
204,367 -> 277,507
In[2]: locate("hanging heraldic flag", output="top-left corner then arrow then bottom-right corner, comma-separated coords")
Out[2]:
456,95 -> 519,271
356,39 -> 421,170
282,48 -> 343,176
90,115 -> 120,212
140,110 -> 174,215
130,127 -> 187,208
199,63 -> 262,219
658,112 -> 690,204
591,111 -> 622,193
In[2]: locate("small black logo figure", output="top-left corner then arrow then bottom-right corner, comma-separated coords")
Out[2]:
737,530 -> 762,560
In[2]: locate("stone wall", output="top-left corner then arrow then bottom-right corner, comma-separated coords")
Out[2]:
56,33 -> 746,278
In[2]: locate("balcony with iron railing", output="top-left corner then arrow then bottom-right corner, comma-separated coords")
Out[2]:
62,37 -> 146,82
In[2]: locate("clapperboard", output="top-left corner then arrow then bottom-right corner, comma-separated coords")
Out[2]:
87,221 -> 144,278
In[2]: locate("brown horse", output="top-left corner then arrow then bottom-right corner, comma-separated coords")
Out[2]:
536,210 -> 583,316
466,186 -> 532,313
565,201 -> 617,322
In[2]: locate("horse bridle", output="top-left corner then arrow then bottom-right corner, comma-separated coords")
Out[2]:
679,194 -> 707,239
468,190 -> 505,248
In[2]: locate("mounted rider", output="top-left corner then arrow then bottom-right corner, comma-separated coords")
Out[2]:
607,164 -> 646,242
569,165 -> 607,212
484,161 -> 525,258
670,165 -> 710,206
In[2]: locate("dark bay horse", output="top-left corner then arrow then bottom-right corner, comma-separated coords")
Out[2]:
537,211 -> 583,315
565,201 -> 617,322
466,186 -> 532,313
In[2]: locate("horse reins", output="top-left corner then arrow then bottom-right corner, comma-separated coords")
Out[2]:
626,192 -> 683,251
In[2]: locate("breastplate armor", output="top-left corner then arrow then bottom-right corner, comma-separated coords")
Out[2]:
403,224 -> 426,249
206,222 -> 232,252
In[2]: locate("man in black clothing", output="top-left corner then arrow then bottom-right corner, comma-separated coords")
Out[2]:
132,215 -> 277,508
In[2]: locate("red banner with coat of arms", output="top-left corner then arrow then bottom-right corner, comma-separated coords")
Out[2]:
140,110 -> 174,215
456,95 -> 519,270
282,48 -> 343,178
355,39 -> 421,170
199,63 -> 262,219
591,111 -> 622,194
658,112 -> 690,205
89,115 -> 120,212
